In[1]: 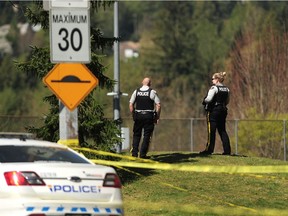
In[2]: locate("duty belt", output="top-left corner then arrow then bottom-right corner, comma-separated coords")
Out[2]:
135,110 -> 154,115
215,102 -> 225,106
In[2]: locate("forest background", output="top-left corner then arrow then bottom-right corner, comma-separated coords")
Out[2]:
0,1 -> 288,136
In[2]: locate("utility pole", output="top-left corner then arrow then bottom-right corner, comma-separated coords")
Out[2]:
113,0 -> 121,153
107,1 -> 128,152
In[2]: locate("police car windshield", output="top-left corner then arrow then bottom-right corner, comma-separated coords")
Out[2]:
0,146 -> 89,163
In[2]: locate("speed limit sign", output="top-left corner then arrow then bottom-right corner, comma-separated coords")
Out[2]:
50,8 -> 91,63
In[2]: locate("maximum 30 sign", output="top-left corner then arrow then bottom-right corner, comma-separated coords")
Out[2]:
50,9 -> 91,63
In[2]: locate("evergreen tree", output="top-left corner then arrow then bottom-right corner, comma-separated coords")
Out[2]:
140,2 -> 213,117
15,1 -> 122,150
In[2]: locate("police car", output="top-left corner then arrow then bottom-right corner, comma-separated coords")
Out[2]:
0,133 -> 123,216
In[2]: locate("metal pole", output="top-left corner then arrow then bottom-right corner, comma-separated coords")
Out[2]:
235,119 -> 238,155
114,0 -> 121,153
283,120 -> 286,161
190,118 -> 194,152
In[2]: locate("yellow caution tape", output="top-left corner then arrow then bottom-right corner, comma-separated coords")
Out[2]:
73,147 -> 158,163
57,139 -> 79,147
71,147 -> 288,174
68,147 -> 287,214
116,164 -> 282,213
91,159 -> 288,174
71,147 -> 285,174
70,147 -> 287,213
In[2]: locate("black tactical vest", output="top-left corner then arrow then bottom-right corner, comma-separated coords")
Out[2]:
205,85 -> 229,111
215,85 -> 229,105
135,88 -> 154,110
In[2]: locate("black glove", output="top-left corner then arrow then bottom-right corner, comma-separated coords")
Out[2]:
132,111 -> 136,121
202,98 -> 206,106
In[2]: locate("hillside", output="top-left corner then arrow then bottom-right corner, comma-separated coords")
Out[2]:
1,1 -> 288,119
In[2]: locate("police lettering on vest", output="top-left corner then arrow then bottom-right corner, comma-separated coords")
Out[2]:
137,91 -> 150,96
215,86 -> 229,105
135,88 -> 154,111
218,86 -> 229,92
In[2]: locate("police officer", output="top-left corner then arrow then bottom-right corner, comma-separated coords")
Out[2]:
200,72 -> 231,155
129,77 -> 161,158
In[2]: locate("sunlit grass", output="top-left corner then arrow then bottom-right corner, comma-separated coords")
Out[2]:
117,152 -> 288,216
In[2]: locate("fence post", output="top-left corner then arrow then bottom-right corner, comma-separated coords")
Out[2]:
283,120 -> 286,161
190,118 -> 194,152
235,119 -> 238,155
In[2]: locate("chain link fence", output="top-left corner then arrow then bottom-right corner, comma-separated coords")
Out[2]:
0,115 -> 44,133
122,118 -> 288,161
0,115 -> 286,161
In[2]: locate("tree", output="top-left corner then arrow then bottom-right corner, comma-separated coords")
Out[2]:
15,1 -> 122,150
138,1 -> 241,117
227,26 -> 288,118
138,2 -> 202,117
0,1 -> 25,25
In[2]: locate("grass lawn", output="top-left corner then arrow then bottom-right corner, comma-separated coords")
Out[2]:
115,152 -> 288,216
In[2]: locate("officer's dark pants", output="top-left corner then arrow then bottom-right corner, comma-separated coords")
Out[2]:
205,106 -> 231,154
132,113 -> 155,157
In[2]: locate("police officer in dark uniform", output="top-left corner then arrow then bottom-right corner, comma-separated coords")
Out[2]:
129,77 -> 161,158
200,72 -> 231,155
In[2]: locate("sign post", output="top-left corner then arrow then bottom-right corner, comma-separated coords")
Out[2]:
47,1 -> 93,146
59,103 -> 79,147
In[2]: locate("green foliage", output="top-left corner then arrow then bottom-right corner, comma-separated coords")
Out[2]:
0,53 -> 41,115
144,2 -> 202,78
190,2 -> 242,72
0,55 -> 17,91
14,2 -> 121,151
27,103 -> 59,142
0,88 -> 27,115
237,109 -> 287,159
6,19 -> 20,55
78,98 -> 122,151
15,46 -> 51,79
0,1 -> 28,25
25,5 -> 49,30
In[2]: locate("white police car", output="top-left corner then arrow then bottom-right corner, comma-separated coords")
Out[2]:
0,133 -> 123,216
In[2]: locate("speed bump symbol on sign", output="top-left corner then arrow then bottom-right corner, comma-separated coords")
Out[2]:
43,63 -> 98,111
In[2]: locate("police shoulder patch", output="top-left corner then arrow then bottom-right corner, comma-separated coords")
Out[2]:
210,86 -> 216,90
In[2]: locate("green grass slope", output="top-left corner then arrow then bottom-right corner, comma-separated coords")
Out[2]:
117,152 -> 288,216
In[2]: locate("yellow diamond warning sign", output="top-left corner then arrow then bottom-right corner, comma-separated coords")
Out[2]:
43,63 -> 98,111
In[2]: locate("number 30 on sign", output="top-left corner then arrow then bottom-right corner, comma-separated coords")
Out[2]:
50,8 -> 91,63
